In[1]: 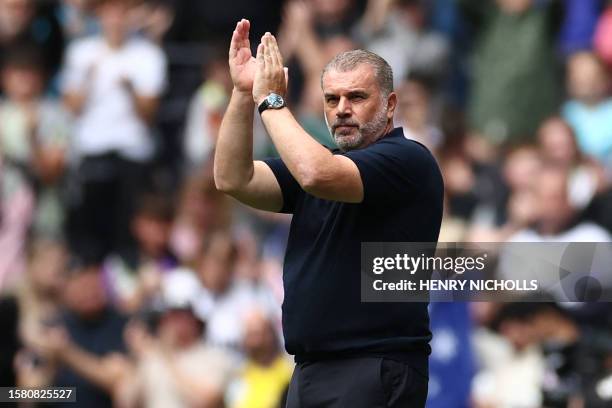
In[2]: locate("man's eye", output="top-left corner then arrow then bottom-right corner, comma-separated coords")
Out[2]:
326,98 -> 339,105
351,95 -> 365,101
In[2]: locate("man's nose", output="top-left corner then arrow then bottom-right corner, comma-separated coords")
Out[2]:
336,97 -> 352,117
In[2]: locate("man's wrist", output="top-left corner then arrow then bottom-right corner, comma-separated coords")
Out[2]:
260,105 -> 287,118
233,88 -> 254,102
257,92 -> 286,114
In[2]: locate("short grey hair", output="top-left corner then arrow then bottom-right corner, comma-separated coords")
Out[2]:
321,49 -> 394,97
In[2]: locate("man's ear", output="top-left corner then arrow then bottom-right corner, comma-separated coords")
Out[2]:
386,92 -> 398,119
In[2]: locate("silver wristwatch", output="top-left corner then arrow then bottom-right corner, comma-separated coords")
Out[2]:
258,93 -> 286,114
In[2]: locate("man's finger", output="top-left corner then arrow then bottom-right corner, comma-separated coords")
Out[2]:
231,19 -> 251,57
229,22 -> 241,58
239,19 -> 251,50
263,35 -> 273,70
270,35 -> 284,67
239,19 -> 250,36
267,34 -> 279,71
284,67 -> 289,88
256,42 -> 265,70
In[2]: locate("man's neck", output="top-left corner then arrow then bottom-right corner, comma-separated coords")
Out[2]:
104,33 -> 126,49
375,121 -> 395,142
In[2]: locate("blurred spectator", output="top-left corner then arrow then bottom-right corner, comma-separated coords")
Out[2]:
354,0 -> 450,88
193,232 -> 279,351
0,0 -> 65,80
436,109 -> 489,241
485,303 -> 612,407
562,51 -> 612,168
440,152 -> 478,224
20,260 -> 130,407
16,239 -> 67,353
169,171 -> 232,266
227,309 -> 293,408
62,0 -> 167,261
396,71 -> 444,152
440,134 -> 510,242
483,146 -> 542,237
104,193 -> 178,313
509,164 -> 611,242
183,51 -> 233,172
460,0 -> 562,144
472,303 -> 545,408
129,0 -> 175,44
537,116 -> 607,210
12,239 -> 66,390
0,46 -> 71,239
120,274 -> 234,408
594,1 -> 612,66
503,146 -> 542,196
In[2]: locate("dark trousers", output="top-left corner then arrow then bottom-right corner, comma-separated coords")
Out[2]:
66,153 -> 149,261
286,357 -> 428,408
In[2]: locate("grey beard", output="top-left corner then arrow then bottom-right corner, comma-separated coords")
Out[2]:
327,106 -> 389,152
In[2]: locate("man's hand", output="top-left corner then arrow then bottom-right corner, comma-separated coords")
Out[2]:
253,33 -> 288,105
229,19 -> 257,94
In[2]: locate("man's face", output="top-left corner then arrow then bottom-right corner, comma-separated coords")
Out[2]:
63,268 -> 107,319
243,311 -> 276,360
322,64 -> 395,151
567,53 -> 609,105
132,214 -> 171,258
0,0 -> 33,37
1,66 -> 43,102
97,2 -> 130,40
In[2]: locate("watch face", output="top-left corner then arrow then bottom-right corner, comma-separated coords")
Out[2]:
267,94 -> 285,109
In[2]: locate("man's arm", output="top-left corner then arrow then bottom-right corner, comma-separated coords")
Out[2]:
39,328 -> 129,395
262,108 -> 363,203
214,90 -> 283,211
253,34 -> 364,203
213,19 -> 284,212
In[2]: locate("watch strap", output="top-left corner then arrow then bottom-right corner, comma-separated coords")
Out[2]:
258,98 -> 271,114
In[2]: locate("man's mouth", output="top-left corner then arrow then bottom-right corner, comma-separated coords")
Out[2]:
334,125 -> 358,133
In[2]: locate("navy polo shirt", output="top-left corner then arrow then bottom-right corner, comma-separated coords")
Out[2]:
263,127 -> 444,372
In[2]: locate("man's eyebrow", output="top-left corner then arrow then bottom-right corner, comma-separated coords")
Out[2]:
324,90 -> 370,98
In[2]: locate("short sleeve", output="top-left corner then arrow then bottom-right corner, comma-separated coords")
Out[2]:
130,43 -> 167,96
344,139 -> 439,206
261,157 -> 303,214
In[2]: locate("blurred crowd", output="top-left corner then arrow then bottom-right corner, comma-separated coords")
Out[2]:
1,0 -> 612,407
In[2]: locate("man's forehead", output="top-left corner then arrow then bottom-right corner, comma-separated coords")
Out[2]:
322,64 -> 378,93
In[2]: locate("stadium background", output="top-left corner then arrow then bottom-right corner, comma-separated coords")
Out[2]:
1,0 -> 612,407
